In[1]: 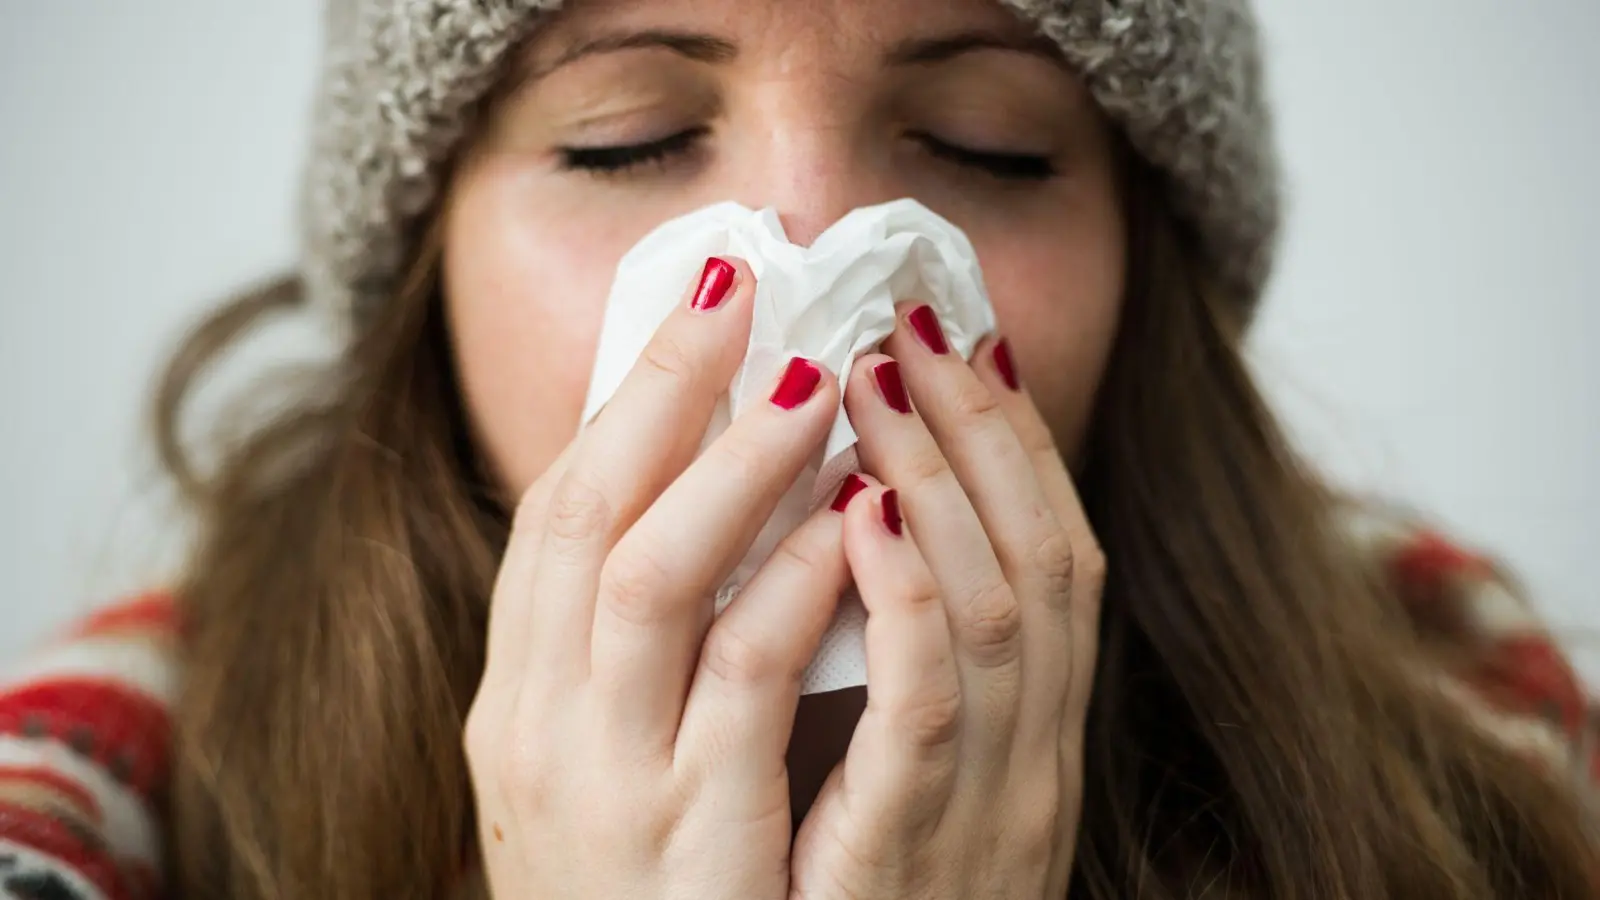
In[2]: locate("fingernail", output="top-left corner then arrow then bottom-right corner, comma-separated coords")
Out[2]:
881,490 -> 903,536
690,257 -> 737,311
872,360 -> 912,414
993,338 -> 1020,391
770,357 -> 822,409
830,473 -> 869,512
907,305 -> 949,355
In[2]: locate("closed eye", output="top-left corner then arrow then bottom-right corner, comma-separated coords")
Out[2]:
911,131 -> 1056,182
556,126 -> 1055,182
558,126 -> 710,173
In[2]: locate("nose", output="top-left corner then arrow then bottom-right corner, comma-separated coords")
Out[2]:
733,117 -> 900,247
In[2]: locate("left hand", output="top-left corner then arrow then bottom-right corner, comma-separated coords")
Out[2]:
791,304 -> 1105,900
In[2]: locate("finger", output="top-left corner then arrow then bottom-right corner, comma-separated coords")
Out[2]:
844,349 -> 1023,760
676,477 -> 859,787
469,438 -> 581,860
969,333 -> 1104,717
482,439 -> 579,685
970,334 -> 1100,874
839,486 -> 962,825
881,308 -> 1072,635
969,336 -> 1100,603
589,356 -> 838,749
881,308 -> 1077,734
528,257 -> 755,684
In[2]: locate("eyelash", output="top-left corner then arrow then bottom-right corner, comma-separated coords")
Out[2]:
908,131 -> 1057,182
557,128 -> 1056,182
559,127 -> 710,173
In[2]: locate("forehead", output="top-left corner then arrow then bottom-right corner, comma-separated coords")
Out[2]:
529,0 -> 1043,60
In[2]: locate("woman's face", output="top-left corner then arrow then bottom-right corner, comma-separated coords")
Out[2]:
444,0 -> 1126,495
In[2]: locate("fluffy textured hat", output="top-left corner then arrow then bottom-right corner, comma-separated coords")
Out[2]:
300,0 -> 1280,325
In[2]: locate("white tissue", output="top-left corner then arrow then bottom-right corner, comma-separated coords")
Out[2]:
580,198 -> 996,694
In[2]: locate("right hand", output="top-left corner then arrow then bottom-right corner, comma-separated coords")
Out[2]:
463,257 -> 850,900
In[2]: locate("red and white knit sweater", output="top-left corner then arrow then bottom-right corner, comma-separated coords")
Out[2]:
1,596 -> 172,899
1,527 -> 1594,899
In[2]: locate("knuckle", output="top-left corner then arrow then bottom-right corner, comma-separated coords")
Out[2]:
545,475 -> 614,543
895,572 -> 945,613
1075,540 -> 1107,596
462,702 -> 498,765
1009,796 -> 1065,869
949,379 -> 1004,424
901,444 -> 954,492
768,527 -> 831,575
638,333 -> 703,386
1015,416 -> 1061,461
1032,530 -> 1077,600
470,703 -> 560,805
701,626 -> 788,687
958,581 -> 1024,667
498,739 -> 555,807
894,683 -> 964,748
713,433 -> 769,489
599,549 -> 675,628
1025,434 -> 1063,471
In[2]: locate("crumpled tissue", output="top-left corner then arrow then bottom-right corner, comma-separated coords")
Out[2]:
580,198 -> 996,694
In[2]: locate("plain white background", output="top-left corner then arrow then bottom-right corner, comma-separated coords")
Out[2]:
1,2 -> 1596,677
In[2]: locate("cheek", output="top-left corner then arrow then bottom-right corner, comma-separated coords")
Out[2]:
443,159 -> 663,495
971,210 -> 1125,459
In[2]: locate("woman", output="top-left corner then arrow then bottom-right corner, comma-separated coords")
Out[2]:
1,0 -> 1595,898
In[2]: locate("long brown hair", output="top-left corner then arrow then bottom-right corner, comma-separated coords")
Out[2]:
156,151 -> 1598,895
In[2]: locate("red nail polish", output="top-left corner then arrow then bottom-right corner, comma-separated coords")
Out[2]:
881,490 -> 903,536
873,360 -> 912,414
830,473 -> 869,512
907,305 -> 949,355
690,257 -> 736,311
770,357 -> 822,409
993,338 -> 1020,391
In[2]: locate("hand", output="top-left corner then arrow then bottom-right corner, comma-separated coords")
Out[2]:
464,257 -> 853,900
790,305 -> 1105,900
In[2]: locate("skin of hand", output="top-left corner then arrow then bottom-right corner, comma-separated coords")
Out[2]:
464,257 -> 1103,900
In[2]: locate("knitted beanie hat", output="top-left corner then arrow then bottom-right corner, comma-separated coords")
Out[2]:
300,0 -> 1280,325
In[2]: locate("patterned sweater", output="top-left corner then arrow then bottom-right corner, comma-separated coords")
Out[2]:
0,525 -> 1594,899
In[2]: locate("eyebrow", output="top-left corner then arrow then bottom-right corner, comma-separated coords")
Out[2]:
885,30 -> 1068,68
531,29 -> 739,79
521,26 -> 1065,87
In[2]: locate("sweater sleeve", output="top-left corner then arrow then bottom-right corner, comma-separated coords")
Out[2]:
0,593 -> 177,900
1371,524 -> 1599,798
